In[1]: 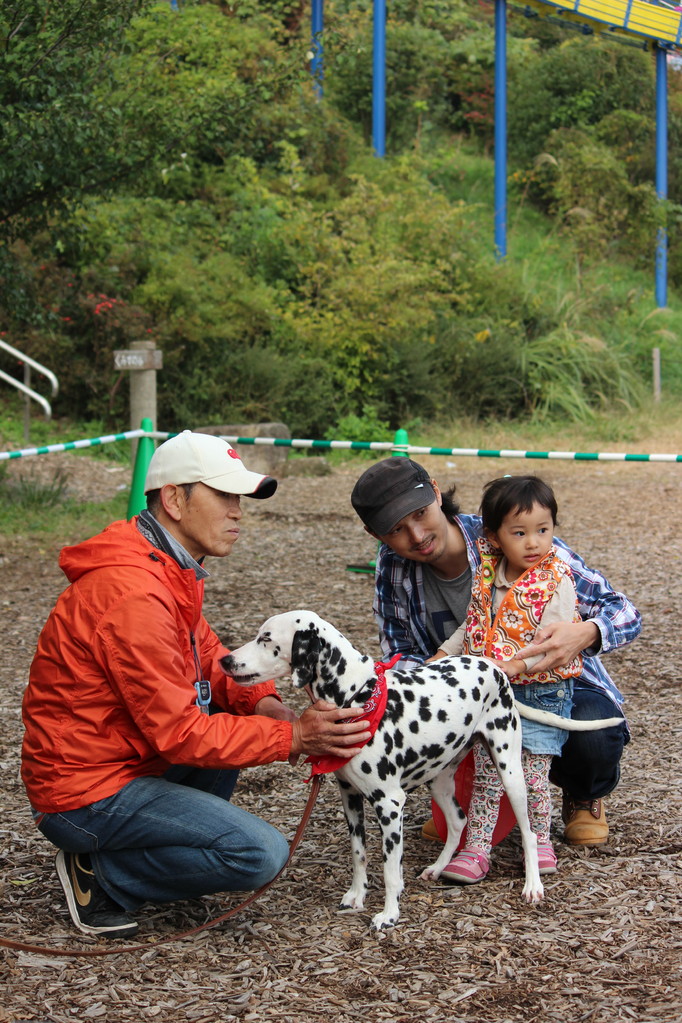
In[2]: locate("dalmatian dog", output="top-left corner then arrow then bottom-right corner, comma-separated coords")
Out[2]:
222,611 -> 622,930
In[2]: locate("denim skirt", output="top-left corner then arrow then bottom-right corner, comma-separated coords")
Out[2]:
512,679 -> 574,755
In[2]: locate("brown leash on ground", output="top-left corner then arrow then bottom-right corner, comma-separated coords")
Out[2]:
0,775 -> 322,959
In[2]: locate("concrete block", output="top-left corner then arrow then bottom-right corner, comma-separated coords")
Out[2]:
285,456 -> 332,477
195,422 -> 290,478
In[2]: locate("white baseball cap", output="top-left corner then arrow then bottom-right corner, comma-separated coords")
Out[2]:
144,430 -> 277,499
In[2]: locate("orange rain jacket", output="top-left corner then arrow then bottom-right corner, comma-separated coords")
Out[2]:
21,518 -> 293,813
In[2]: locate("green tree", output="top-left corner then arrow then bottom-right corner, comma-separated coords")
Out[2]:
507,37 -> 654,167
0,0 -> 154,239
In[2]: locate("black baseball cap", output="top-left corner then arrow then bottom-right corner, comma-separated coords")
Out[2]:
350,457 -> 437,535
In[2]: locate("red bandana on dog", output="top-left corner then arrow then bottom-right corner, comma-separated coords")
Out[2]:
305,654 -> 401,779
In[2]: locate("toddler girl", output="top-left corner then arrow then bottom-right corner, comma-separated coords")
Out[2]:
434,475 -> 582,881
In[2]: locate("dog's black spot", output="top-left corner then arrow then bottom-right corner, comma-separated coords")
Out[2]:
403,689 -> 415,702
418,697 -> 432,722
384,692 -> 405,724
437,709 -> 448,722
486,716 -> 511,732
394,728 -> 404,749
377,756 -> 396,781
498,761 -> 507,771
383,732 -> 394,755
360,760 -> 372,774
463,713 -> 473,726
471,686 -> 481,702
458,688 -> 467,700
402,748 -> 418,769
409,720 -> 420,734
420,743 -> 445,760
327,645 -> 342,667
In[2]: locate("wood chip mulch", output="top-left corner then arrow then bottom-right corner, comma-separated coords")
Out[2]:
1,452 -> 680,1022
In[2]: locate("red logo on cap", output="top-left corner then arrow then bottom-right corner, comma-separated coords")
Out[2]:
227,449 -> 240,460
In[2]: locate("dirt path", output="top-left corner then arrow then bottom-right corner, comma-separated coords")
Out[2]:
1,453 -> 680,1022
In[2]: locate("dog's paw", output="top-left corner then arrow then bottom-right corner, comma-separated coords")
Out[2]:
340,886 -> 366,911
522,881 -> 544,904
419,864 -> 442,881
371,910 -> 398,930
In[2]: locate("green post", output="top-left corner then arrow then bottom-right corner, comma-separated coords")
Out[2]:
392,428 -> 409,456
127,417 -> 155,519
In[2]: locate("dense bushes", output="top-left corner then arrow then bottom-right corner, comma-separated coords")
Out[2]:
0,0 -> 673,438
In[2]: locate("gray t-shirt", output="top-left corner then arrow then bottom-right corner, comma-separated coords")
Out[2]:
422,564 -> 472,651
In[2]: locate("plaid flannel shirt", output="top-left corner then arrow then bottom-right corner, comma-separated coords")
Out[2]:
373,514 -> 641,707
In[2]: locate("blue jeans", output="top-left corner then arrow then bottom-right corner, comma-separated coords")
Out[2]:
550,685 -> 629,802
36,765 -> 290,912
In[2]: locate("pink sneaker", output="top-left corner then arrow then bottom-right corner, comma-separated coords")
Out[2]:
536,843 -> 558,875
440,847 -> 490,884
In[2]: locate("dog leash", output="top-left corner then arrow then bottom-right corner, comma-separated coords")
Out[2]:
0,776 -> 322,959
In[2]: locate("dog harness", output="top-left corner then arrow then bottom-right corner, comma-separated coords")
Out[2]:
304,654 -> 401,778
463,539 -> 582,685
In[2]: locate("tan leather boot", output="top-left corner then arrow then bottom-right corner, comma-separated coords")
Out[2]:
421,817 -> 442,842
562,795 -> 609,846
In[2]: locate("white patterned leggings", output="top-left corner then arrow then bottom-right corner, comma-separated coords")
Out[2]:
464,743 -> 553,853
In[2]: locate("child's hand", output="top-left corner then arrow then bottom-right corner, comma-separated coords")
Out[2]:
492,657 -> 526,677
426,649 -> 449,662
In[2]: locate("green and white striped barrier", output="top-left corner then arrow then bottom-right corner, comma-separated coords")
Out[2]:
222,437 -> 682,463
2,430 -> 681,464
0,429 -> 148,461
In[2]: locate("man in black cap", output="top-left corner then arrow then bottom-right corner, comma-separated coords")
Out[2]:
350,457 -> 641,848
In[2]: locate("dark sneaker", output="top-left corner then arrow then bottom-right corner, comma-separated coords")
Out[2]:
55,850 -> 139,938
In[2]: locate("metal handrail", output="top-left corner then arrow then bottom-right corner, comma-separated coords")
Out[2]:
0,339 -> 59,420
0,368 -> 52,418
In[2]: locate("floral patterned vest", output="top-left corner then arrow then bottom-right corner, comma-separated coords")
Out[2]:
463,538 -> 583,685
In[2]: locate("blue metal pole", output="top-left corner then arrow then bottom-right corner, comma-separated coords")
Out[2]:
494,0 -> 507,259
373,0 -> 386,157
311,0 -> 324,98
655,44 -> 668,308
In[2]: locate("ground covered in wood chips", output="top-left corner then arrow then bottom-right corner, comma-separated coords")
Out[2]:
1,450 -> 681,1022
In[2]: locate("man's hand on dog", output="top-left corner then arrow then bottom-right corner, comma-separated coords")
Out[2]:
289,701 -> 371,763
520,619 -> 600,672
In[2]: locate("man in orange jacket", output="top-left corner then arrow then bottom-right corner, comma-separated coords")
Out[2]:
21,431 -> 371,939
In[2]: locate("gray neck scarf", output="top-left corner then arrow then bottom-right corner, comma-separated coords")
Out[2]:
137,508 -> 209,582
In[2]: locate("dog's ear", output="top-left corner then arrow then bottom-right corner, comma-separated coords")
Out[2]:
291,625 -> 321,688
